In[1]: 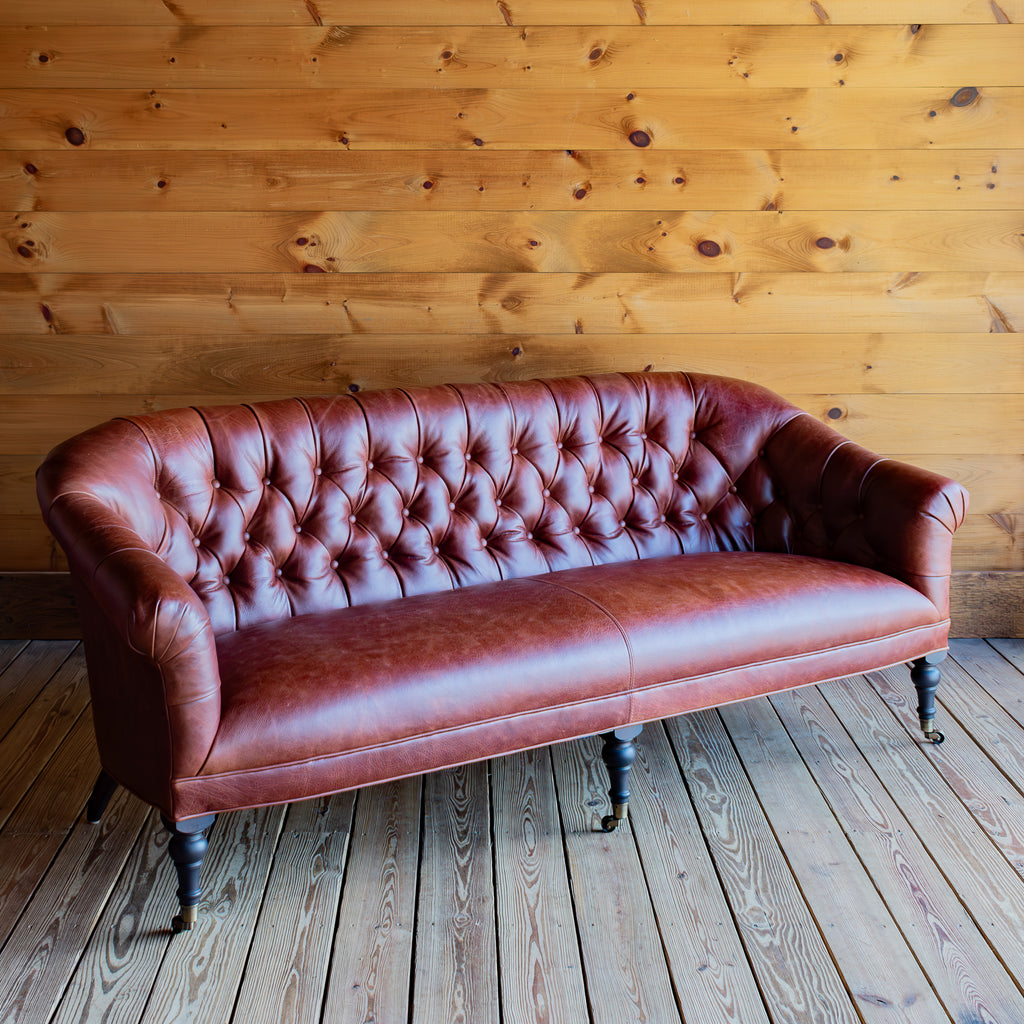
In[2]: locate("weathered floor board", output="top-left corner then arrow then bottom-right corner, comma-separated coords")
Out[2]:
1,640 -> 1023,1023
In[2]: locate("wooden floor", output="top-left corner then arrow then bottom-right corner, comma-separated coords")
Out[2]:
1,640 -> 1024,1023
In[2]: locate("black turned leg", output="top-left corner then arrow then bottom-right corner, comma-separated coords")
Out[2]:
161,813 -> 216,933
911,654 -> 947,745
599,724 -> 643,833
86,770 -> 118,824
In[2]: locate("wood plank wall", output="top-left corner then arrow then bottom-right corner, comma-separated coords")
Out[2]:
1,0 -> 1022,636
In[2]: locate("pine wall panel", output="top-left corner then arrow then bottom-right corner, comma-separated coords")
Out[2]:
1,1 -> 1021,634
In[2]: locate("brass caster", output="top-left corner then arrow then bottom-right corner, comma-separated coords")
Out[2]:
924,730 -> 945,745
171,905 -> 198,934
601,815 -> 620,833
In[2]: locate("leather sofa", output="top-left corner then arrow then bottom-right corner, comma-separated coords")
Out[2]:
36,372 -> 968,932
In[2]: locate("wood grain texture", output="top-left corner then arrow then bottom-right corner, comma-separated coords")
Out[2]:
770,683 -> 1024,1023
950,574 -> 1024,636
3,88 -> 1021,151
5,210 -> 1021,274
414,763 -> 499,1024
550,735 -> 682,1024
323,780 -> 421,1024
3,272 -> 1020,336
4,150 -> 1020,212
821,674 -> 1024,970
1,0 -> 1021,25
2,334 -> 1021,399
626,724 -> 774,1024
5,26 -> 1023,90
666,709 -> 887,1024
718,698 -> 949,1023
491,749 -> 589,1024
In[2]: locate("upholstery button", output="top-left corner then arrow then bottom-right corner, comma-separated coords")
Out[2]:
700,513 -> 708,521
640,433 -> 648,440
573,526 -> 580,535
433,545 -> 440,554
315,467 -> 323,476
276,568 -> 283,577
193,537 -> 201,547
366,461 -> 374,471
212,479 -> 220,489
416,455 -> 424,464
632,477 -> 639,486
402,507 -> 410,517
348,514 -> 357,523
619,520 -> 626,528
588,485 -> 595,493
382,550 -> 389,559
729,485 -> 738,494
465,452 -> 472,461
243,531 -> 251,541
526,532 -> 533,540
222,576 -> 229,585
262,477 -> 271,486
330,560 -> 338,569
511,447 -> 519,455
480,538 -> 487,547
448,501 -> 456,510
542,488 -> 550,497
556,442 -> 563,450
495,498 -> 502,507
597,436 -> 603,443
295,525 -> 302,533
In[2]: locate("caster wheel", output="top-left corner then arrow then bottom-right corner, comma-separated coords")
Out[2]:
601,815 -> 620,833
171,915 -> 191,934
926,731 -> 945,745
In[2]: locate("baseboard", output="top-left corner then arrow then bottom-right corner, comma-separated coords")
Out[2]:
1,570 -> 1021,640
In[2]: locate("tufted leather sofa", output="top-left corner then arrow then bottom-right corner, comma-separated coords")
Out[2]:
37,371 -> 968,931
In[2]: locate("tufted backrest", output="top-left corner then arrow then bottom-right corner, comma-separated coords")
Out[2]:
47,372 -> 811,635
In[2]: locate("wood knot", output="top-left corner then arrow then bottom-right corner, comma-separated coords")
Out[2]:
64,126 -> 86,146
950,86 -> 978,107
589,48 -> 604,61
303,264 -> 326,272
628,129 -> 651,147
573,186 -> 590,200
697,240 -> 721,258
815,237 -> 836,249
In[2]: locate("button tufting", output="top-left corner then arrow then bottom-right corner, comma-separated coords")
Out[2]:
222,576 -> 229,585
295,525 -> 302,533
262,477 -> 271,486
367,461 -> 374,471
465,452 -> 473,461
542,488 -> 550,497
331,560 -> 338,569
382,550 -> 389,559
588,485 -> 595,493
193,537 -> 201,547
416,455 -> 424,464
448,501 -> 456,511
495,498 -> 502,507
556,442 -> 563,450
700,513 -> 708,521
632,477 -> 639,486
511,447 -> 519,455
572,526 -> 581,535
315,466 -> 323,476
212,480 -> 220,489
640,433 -> 647,440
526,532 -> 533,540
348,514 -> 357,523
480,538 -> 487,547
243,531 -> 251,541
729,485 -> 738,494
433,545 -> 440,554
276,568 -> 283,577
403,507 -> 410,517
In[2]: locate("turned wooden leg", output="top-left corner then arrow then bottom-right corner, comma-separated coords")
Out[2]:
86,770 -> 119,824
599,724 -> 643,833
161,813 -> 216,933
911,653 -> 946,745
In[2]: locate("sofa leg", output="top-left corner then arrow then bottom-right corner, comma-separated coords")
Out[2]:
599,724 -> 643,832
161,813 -> 216,933
85,770 -> 118,823
911,654 -> 946,745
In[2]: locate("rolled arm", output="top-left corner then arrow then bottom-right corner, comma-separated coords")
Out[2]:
41,490 -> 221,801
758,414 -> 969,618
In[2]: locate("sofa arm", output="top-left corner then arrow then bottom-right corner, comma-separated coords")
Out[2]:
41,490 -> 222,793
756,414 -> 969,619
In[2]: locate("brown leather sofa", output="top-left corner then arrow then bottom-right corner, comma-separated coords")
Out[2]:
36,372 -> 968,932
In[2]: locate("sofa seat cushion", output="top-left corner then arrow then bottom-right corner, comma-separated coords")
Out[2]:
183,552 -> 947,818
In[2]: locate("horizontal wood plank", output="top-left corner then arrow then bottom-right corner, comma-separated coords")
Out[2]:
1,0 -> 1021,25
2,88 -> 1020,150
3,272 -> 1021,335
4,26 -> 1022,90
5,210 -> 1022,274
4,333 -> 1020,400
4,149 -> 1019,212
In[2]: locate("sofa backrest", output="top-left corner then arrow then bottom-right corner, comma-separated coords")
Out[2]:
41,372 -> 807,635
